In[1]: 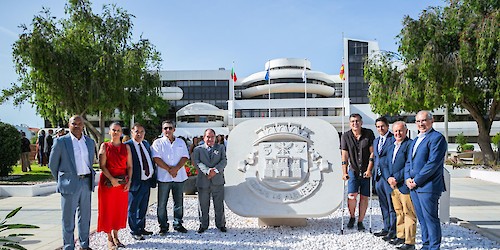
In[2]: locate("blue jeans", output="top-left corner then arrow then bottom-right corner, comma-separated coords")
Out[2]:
157,181 -> 184,230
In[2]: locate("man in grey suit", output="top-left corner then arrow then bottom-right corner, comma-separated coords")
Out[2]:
192,128 -> 227,233
49,115 -> 96,250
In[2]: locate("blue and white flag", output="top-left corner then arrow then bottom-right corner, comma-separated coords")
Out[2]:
265,66 -> 270,81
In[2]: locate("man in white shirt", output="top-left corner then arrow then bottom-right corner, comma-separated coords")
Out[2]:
151,120 -> 189,235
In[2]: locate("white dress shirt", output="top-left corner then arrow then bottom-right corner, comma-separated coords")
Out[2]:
412,131 -> 429,157
132,139 -> 154,180
151,136 -> 189,182
70,132 -> 91,175
392,141 -> 402,164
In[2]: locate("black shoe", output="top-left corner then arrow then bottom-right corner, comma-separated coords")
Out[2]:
347,217 -> 355,229
390,238 -> 405,245
357,222 -> 365,231
397,244 -> 415,250
140,229 -> 153,236
373,230 -> 388,237
132,234 -> 145,240
197,226 -> 207,233
159,229 -> 168,236
218,226 -> 227,232
174,225 -> 188,233
382,233 -> 396,241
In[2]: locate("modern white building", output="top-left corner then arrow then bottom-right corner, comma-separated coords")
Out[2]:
157,38 -> 499,146
228,58 -> 347,133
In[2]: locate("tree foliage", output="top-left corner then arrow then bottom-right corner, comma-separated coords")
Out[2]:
365,0 -> 499,163
1,0 -> 163,144
0,122 -> 22,177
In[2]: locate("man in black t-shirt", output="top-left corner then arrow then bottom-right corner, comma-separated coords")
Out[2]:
340,113 -> 375,231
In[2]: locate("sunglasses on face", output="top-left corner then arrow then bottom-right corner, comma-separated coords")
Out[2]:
163,127 -> 174,130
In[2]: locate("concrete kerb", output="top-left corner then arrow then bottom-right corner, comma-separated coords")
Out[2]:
450,217 -> 500,244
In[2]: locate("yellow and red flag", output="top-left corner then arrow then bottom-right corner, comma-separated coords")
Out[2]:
339,64 -> 345,80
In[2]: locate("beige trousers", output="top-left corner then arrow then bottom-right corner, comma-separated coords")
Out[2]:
391,188 -> 417,245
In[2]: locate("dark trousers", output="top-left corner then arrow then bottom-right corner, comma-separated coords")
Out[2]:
410,190 -> 442,250
375,179 -> 396,234
128,181 -> 151,235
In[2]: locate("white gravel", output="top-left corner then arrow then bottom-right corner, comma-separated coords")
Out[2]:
87,197 -> 499,249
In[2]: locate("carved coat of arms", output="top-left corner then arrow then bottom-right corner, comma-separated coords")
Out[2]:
238,122 -> 331,203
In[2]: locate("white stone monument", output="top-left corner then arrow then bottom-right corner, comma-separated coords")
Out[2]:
225,118 -> 343,226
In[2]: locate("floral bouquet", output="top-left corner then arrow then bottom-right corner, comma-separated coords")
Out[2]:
184,160 -> 198,176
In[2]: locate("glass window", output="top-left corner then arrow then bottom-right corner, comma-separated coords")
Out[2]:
177,80 -> 189,87
190,80 -> 201,86
217,80 -> 229,87
202,80 -> 216,86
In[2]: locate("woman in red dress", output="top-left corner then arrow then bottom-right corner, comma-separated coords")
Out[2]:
97,122 -> 132,249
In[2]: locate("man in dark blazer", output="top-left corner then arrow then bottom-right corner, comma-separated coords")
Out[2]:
385,121 -> 416,250
192,128 -> 227,233
405,111 -> 447,250
372,117 -> 395,240
125,123 -> 156,240
49,115 -> 96,250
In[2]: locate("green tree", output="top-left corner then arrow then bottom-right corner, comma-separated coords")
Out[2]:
365,0 -> 499,163
0,0 -> 163,145
0,122 -> 22,177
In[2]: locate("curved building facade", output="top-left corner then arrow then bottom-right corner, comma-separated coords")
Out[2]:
229,58 -> 348,131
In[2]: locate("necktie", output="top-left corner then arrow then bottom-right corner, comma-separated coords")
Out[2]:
208,146 -> 213,160
378,137 -> 384,154
138,143 -> 150,176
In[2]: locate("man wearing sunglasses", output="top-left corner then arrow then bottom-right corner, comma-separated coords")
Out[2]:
151,120 -> 190,235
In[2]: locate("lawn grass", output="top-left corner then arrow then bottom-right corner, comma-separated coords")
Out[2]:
3,163 -> 100,184
5,164 -> 54,183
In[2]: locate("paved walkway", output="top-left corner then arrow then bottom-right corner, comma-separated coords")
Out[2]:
449,177 -> 500,243
0,177 -> 499,249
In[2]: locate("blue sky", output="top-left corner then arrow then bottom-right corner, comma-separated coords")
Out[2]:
0,0 -> 446,128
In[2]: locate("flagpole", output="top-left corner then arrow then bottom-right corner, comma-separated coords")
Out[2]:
304,58 -> 307,117
267,60 -> 271,118
232,61 -> 236,129
341,33 -> 345,135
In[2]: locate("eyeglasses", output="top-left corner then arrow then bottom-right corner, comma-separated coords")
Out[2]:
163,127 -> 174,130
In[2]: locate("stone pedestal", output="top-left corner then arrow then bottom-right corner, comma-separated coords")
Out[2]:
183,176 -> 197,195
258,218 -> 307,227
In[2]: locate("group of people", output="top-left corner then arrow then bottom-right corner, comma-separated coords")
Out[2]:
35,129 -> 53,166
49,116 -> 227,250
20,128 -> 66,172
341,110 -> 447,250
48,110 -> 446,250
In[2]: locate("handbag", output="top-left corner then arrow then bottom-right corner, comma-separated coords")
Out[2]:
104,175 -> 128,187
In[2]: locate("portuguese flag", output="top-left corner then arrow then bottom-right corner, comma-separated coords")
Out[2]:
231,67 -> 237,82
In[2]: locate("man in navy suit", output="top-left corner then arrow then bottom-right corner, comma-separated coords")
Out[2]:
372,117 -> 395,240
125,123 -> 156,240
385,121 -> 416,250
405,111 -> 447,250
49,115 -> 96,250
